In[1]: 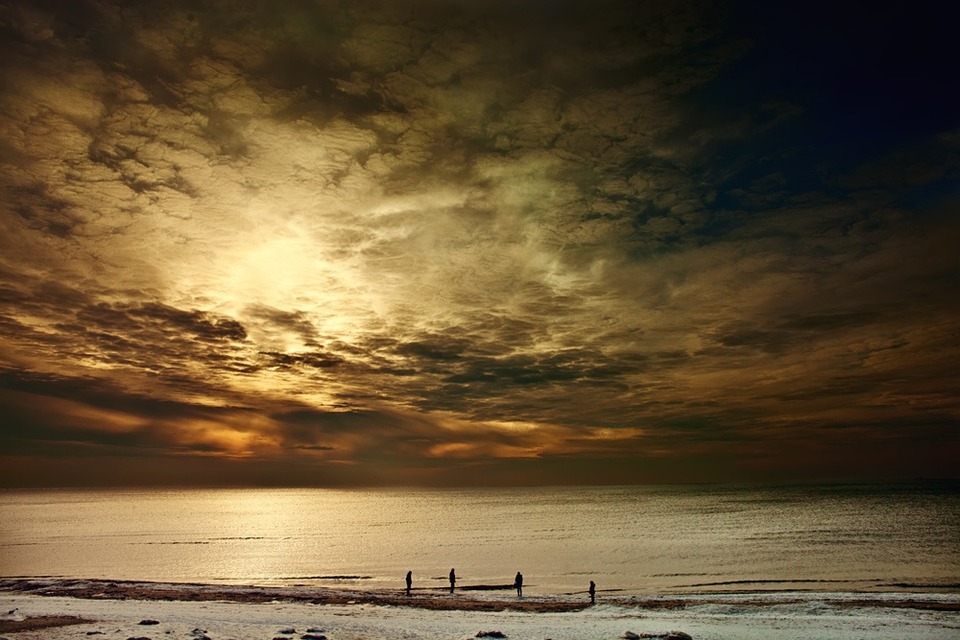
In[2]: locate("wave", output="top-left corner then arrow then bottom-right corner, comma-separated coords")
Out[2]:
277,575 -> 374,581
883,582 -> 960,590
681,578 -> 860,588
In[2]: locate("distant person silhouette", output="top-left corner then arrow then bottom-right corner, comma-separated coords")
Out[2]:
449,568 -> 456,593
589,580 -> 596,604
514,571 -> 523,597
405,570 -> 412,596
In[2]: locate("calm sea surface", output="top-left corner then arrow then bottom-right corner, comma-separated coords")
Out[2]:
1,483 -> 957,595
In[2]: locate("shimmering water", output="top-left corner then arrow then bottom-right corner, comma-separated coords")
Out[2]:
1,482 -> 957,595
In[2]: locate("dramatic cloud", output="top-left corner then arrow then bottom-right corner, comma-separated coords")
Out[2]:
1,0 -> 957,486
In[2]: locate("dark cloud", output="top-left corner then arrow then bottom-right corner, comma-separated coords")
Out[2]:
396,335 -> 470,362
129,303 -> 248,341
262,350 -> 344,370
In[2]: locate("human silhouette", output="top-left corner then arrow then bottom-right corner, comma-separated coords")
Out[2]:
514,571 -> 523,597
588,580 -> 596,604
449,568 -> 456,593
405,570 -> 412,596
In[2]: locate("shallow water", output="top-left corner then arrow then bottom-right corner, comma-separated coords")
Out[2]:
1,482 -> 957,595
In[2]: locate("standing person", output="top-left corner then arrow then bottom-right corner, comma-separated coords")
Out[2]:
449,568 -> 456,593
405,570 -> 412,596
514,571 -> 523,597
588,580 -> 596,604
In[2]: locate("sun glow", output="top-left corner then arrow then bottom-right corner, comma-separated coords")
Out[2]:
174,418 -> 282,457
210,223 -> 384,346
226,235 -> 330,310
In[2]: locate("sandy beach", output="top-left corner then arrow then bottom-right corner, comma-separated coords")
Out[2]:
2,578 -> 958,640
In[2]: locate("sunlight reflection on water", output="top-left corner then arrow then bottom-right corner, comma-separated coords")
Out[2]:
1,483 -> 957,594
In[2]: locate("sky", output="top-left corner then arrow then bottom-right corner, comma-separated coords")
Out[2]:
1,0 -> 958,487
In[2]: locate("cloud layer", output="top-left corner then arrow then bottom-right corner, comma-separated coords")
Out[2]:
1,0 -> 958,486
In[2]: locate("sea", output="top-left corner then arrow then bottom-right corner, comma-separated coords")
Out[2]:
1,482 -> 958,597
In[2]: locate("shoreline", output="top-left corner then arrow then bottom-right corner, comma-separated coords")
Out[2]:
0,578 -> 593,613
2,577 -> 958,613
3,578 -> 959,640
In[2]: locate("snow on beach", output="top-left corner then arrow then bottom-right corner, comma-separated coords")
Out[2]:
1,579 -> 959,640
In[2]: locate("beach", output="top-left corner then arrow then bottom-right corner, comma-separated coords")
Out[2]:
1,578 -> 958,640
2,485 -> 957,638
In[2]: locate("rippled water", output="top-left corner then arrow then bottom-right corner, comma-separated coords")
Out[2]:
1,482 -> 957,595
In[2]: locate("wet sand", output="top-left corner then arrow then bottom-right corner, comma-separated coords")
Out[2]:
0,614 -> 92,633
0,578 -> 594,613
2,578 -> 958,640
3,578 -> 957,614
